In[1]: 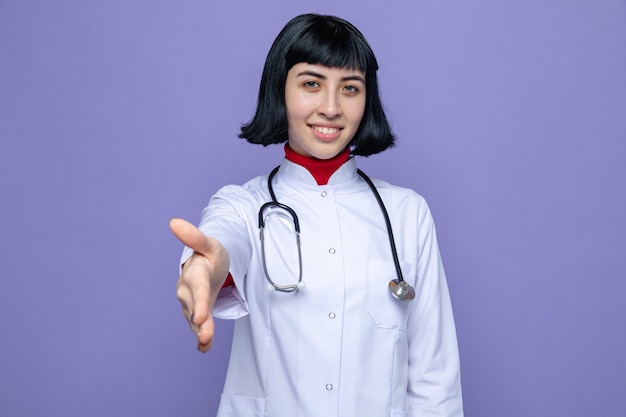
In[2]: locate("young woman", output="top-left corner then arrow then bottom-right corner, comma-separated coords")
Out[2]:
170,13 -> 463,417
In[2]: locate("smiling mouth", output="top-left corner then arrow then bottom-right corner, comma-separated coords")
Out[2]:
313,126 -> 339,135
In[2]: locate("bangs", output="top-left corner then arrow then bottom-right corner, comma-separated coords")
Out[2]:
285,18 -> 377,72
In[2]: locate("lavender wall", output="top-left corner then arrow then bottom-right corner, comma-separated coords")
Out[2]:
1,1 -> 625,416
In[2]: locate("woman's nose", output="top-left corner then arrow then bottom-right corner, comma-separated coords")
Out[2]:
318,92 -> 341,118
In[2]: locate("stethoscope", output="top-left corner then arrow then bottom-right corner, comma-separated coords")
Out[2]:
258,165 -> 416,302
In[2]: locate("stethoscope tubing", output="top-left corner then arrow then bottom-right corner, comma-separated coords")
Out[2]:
355,168 -> 406,285
259,164 -> 414,300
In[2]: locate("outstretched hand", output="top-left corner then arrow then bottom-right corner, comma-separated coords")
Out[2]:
169,218 -> 230,352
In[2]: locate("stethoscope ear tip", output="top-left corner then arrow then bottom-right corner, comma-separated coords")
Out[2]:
296,281 -> 306,289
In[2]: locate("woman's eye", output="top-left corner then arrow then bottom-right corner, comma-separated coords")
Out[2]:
343,85 -> 359,94
304,81 -> 319,89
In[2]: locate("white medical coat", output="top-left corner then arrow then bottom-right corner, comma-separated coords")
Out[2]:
182,158 -> 463,417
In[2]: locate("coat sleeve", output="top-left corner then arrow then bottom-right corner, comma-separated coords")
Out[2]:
406,200 -> 464,416
180,185 -> 254,320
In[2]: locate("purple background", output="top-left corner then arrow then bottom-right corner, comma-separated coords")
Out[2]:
1,1 -> 625,416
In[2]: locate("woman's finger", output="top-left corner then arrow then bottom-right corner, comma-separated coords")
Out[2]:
169,218 -> 213,256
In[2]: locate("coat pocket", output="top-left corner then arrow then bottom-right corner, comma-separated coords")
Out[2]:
216,393 -> 265,417
367,259 -> 415,331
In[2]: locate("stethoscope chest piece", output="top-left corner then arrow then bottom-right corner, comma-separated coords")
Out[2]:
388,279 -> 416,302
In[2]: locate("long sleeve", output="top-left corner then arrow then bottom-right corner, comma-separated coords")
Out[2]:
406,203 -> 464,416
180,185 -> 255,319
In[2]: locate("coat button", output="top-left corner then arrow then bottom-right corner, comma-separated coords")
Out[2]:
321,191 -> 328,197
328,248 -> 336,254
326,384 -> 333,391
328,312 -> 336,319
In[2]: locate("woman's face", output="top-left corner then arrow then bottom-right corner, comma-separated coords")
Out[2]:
285,63 -> 366,159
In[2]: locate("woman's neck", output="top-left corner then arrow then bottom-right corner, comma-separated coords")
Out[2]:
284,144 -> 350,185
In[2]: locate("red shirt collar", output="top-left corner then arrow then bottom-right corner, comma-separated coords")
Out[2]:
284,144 -> 351,185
